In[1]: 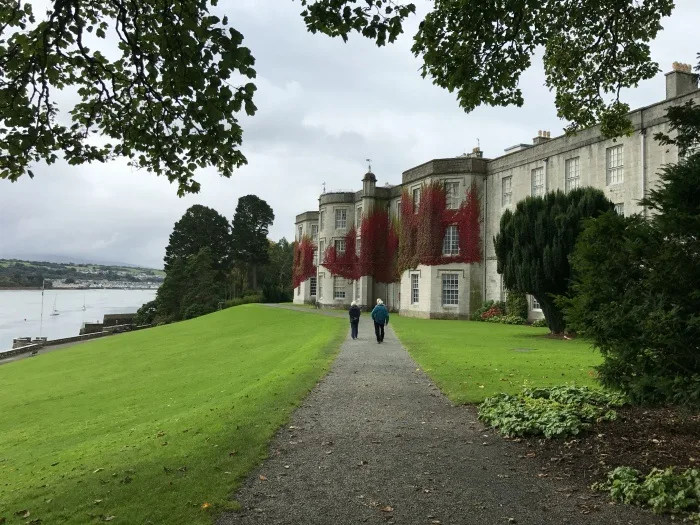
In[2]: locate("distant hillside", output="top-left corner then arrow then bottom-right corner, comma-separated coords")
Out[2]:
0,259 -> 164,289
0,253 -> 155,268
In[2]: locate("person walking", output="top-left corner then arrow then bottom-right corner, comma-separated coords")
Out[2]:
370,298 -> 389,343
349,301 -> 361,340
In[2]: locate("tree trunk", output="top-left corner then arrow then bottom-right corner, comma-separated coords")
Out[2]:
537,295 -> 566,334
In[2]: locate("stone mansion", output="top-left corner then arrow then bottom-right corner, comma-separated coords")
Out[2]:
293,65 -> 700,320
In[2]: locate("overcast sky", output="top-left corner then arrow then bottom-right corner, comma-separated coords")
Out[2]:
0,0 -> 698,268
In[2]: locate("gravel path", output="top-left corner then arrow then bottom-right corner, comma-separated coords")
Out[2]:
218,309 -> 663,525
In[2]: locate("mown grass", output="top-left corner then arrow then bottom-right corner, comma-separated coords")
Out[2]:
391,316 -> 601,404
0,305 -> 345,525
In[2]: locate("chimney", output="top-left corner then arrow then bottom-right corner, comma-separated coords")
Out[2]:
665,62 -> 698,99
533,130 -> 552,145
467,146 -> 483,159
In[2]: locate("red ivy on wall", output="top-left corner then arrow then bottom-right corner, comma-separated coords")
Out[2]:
322,227 -> 360,280
321,182 -> 481,282
292,235 -> 316,288
358,208 -> 399,283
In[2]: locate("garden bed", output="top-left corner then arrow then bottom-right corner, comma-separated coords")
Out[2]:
515,406 -> 700,485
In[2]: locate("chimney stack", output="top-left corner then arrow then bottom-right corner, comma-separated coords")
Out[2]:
666,62 -> 698,100
467,146 -> 483,159
533,130 -> 552,145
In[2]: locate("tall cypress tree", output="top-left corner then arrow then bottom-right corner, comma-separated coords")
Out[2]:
231,195 -> 275,290
494,188 -> 614,334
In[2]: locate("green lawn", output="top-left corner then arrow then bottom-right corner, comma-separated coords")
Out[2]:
0,305 -> 345,525
391,316 -> 601,404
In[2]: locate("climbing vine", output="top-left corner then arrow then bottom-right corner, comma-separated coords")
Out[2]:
321,181 -> 481,282
292,235 -> 316,289
322,227 -> 360,280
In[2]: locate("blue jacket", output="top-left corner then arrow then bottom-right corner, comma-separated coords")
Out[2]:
371,304 -> 389,324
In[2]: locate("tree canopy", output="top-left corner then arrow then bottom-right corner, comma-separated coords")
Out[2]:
494,187 -> 613,334
163,204 -> 231,275
1,0 -> 683,192
231,194 -> 274,289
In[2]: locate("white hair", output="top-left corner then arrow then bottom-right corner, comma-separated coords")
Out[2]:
376,298 -> 383,305
351,301 -> 357,307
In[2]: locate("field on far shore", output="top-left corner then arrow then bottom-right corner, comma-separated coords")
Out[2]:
391,316 -> 601,403
0,305 -> 345,525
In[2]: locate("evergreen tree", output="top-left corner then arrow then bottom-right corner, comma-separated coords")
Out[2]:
181,248 -> 221,319
163,205 -> 232,276
494,188 -> 614,334
566,100 -> 700,405
155,257 -> 188,323
231,195 -> 275,290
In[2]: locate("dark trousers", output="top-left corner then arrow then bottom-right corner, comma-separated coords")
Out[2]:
374,322 -> 385,342
350,321 -> 359,339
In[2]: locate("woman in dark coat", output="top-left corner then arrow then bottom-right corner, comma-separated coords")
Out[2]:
349,301 -> 361,340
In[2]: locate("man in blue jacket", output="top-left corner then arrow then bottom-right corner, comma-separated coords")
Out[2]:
370,298 -> 389,343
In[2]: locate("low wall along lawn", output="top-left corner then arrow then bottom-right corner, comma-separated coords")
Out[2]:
391,316 -> 602,404
0,304 -> 346,525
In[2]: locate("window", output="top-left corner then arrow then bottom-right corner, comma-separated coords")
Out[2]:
442,225 -> 460,256
335,239 -> 346,255
310,277 -> 317,297
335,209 -> 347,230
311,224 -> 318,241
297,286 -> 300,296
298,225 -> 303,240
396,199 -> 402,218
502,176 -> 512,206
411,273 -> 419,304
607,145 -> 624,185
445,181 -> 460,209
313,250 -> 318,266
413,188 -> 421,213
531,296 -> 541,310
441,273 -> 459,306
320,211 -> 324,230
319,241 -> 325,263
614,203 -> 625,216
356,206 -> 362,224
565,157 -> 580,192
356,237 -> 361,256
682,141 -> 700,161
318,274 -> 323,299
531,167 -> 544,197
334,277 -> 346,299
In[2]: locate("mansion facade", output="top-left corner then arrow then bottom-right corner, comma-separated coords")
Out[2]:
293,65 -> 699,320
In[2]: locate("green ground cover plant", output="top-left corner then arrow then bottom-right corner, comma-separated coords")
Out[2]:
391,316 -> 601,403
0,305 -> 345,525
478,385 -> 626,438
593,466 -> 700,520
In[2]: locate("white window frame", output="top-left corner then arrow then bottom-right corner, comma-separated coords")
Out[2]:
531,296 -> 541,311
606,145 -> 624,185
614,203 -> 625,216
356,206 -> 362,225
298,225 -> 303,241
411,273 -> 419,304
318,273 -> 324,299
442,225 -> 460,256
335,208 -> 347,230
333,277 -> 346,299
412,187 -> 421,213
396,199 -> 402,218
319,241 -> 325,263
313,249 -> 318,266
445,181 -> 460,209
565,157 -> 581,192
356,237 -> 361,257
309,277 -> 317,297
531,167 -> 544,197
441,273 -> 459,306
311,224 -> 318,241
502,176 -> 512,207
335,239 -> 346,255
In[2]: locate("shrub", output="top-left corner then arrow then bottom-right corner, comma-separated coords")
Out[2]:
224,294 -> 263,309
505,291 -> 528,318
484,314 -> 528,325
593,466 -> 700,517
135,300 -> 158,326
531,318 -> 548,328
478,385 -> 626,438
470,300 -> 505,321
481,305 -> 504,320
